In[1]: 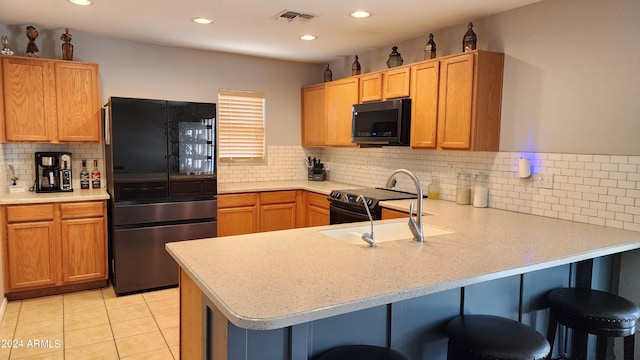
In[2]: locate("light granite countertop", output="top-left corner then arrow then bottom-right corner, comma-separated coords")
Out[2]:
0,188 -> 110,205
218,180 -> 361,195
166,198 -> 640,331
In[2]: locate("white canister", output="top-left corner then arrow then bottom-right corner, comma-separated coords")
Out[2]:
473,174 -> 489,208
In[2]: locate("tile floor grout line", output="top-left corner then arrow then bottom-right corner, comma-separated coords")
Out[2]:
101,287 -> 122,360
144,294 -> 176,360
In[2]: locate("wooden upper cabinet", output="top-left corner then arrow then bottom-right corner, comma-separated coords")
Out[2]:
1,57 -> 55,142
437,53 -> 474,150
359,73 -> 383,103
437,51 -> 503,151
325,77 -> 358,146
301,84 -> 326,147
0,55 -> 101,143
55,62 -> 101,142
410,60 -> 440,148
383,67 -> 410,99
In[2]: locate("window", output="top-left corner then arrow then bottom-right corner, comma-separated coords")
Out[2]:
218,90 -> 265,162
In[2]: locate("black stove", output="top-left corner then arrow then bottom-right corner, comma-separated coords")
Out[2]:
327,188 -> 421,224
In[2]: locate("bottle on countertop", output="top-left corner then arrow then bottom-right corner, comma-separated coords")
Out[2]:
91,159 -> 101,189
427,176 -> 440,200
80,160 -> 90,189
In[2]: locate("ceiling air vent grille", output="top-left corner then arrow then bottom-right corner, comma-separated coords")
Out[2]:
272,10 -> 315,23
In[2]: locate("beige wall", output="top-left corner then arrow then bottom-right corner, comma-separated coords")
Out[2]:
0,24 -> 323,146
329,0 -> 640,155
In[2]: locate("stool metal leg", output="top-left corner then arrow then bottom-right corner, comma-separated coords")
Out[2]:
546,310 -> 558,356
595,336 -> 607,360
624,334 -> 635,360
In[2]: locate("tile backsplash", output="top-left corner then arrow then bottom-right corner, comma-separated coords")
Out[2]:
2,143 -> 638,232
1,143 -> 105,190
223,145 -> 640,233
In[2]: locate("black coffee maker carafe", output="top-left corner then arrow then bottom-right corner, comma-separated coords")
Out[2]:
35,152 -> 73,193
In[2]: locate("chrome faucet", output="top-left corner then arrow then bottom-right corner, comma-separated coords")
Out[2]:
385,169 -> 425,242
356,195 -> 376,247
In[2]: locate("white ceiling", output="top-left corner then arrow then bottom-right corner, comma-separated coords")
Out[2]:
1,0 -> 541,63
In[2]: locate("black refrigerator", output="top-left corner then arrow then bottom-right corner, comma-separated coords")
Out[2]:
105,97 -> 217,295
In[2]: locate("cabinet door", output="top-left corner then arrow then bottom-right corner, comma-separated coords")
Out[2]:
410,61 -> 440,148
381,208 -> 409,220
1,57 -> 55,142
325,78 -> 358,146
383,67 -> 410,99
218,207 -> 258,236
359,73 -> 383,103
301,84 -> 326,146
6,221 -> 58,290
306,191 -> 329,227
260,203 -> 296,232
437,53 -> 474,150
61,217 -> 106,283
55,62 -> 101,142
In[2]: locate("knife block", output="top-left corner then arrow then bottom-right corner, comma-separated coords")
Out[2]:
308,167 -> 326,181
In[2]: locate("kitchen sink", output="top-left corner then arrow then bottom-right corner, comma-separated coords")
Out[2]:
319,221 -> 453,245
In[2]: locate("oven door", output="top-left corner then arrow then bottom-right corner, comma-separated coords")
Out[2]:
329,201 -> 380,225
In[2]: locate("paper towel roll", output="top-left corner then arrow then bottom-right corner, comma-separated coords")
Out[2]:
519,157 -> 531,178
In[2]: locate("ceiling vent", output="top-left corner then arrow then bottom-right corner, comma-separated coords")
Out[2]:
272,10 -> 315,23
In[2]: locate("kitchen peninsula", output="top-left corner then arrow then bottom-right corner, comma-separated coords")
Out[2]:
167,183 -> 640,360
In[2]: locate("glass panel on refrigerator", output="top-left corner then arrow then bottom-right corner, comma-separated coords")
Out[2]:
167,102 -> 216,177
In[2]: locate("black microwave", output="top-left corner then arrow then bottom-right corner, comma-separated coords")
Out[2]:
351,98 -> 411,146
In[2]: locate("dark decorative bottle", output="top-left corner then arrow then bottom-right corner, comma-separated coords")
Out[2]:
80,160 -> 90,189
352,55 -> 361,76
386,46 -> 403,68
323,64 -> 332,82
91,159 -> 101,189
424,33 -> 436,60
462,22 -> 477,52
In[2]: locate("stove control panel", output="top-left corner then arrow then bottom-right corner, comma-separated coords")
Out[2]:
328,191 -> 376,208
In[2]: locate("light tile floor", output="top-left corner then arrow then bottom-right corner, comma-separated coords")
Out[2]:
0,285 -> 179,359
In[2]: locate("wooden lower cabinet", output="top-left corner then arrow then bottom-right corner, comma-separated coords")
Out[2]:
260,191 -> 297,232
381,207 -> 409,219
218,190 -> 328,235
1,200 -> 108,299
60,201 -> 106,283
306,191 -> 329,226
217,193 -> 259,236
6,220 -> 58,290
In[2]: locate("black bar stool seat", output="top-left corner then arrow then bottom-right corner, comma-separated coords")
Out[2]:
315,345 -> 411,360
546,288 -> 640,360
446,314 -> 551,360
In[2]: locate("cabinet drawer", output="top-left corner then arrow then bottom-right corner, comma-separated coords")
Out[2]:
6,204 -> 55,223
61,201 -> 104,219
218,193 -> 257,208
307,192 -> 329,208
260,191 -> 296,205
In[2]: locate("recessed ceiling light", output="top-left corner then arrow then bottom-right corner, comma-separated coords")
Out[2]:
192,17 -> 213,25
350,11 -> 371,19
300,35 -> 317,41
67,0 -> 92,5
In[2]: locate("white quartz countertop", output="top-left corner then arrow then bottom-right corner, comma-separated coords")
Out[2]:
218,180 -> 360,195
166,198 -> 640,331
0,188 -> 110,205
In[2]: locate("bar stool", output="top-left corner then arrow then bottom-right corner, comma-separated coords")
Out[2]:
546,288 -> 640,360
314,345 -> 411,360
446,314 -> 551,360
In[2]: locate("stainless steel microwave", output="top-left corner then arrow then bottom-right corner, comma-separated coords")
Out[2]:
351,98 -> 411,146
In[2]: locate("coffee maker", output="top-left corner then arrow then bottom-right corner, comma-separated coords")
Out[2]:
35,152 -> 73,193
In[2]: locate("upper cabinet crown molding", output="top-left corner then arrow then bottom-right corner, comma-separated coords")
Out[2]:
0,55 -> 102,144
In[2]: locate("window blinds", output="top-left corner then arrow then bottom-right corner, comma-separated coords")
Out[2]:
218,90 -> 265,162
